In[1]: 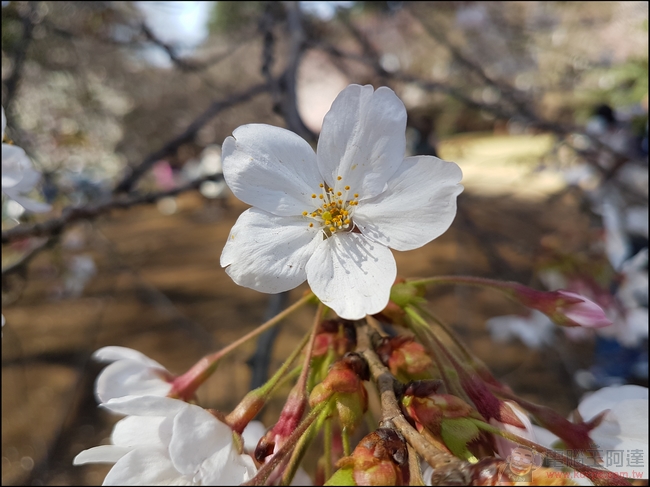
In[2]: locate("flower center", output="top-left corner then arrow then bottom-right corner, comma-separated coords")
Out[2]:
303,177 -> 359,237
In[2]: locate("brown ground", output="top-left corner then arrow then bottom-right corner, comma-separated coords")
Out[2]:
2,177 -> 601,485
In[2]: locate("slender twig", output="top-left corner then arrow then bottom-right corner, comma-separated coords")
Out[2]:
113,82 -> 270,193
357,325 -> 466,473
281,1 -> 317,143
4,3 -> 37,116
243,400 -> 329,486
2,173 -> 223,244
2,237 -> 56,276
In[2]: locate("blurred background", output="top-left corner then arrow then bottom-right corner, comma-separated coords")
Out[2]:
1,1 -> 648,485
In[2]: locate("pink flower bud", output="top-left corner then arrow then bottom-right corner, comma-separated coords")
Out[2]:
513,285 -> 612,328
375,336 -> 434,381
337,428 -> 409,486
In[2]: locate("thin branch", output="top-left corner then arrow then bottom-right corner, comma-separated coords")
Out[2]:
2,174 -> 222,244
316,19 -> 638,186
280,1 -> 317,143
113,82 -> 270,194
2,236 -> 57,276
3,3 -> 37,115
357,324 -> 469,477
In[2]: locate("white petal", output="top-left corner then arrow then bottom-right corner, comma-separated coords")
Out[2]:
7,164 -> 40,192
103,448 -> 189,486
491,402 -> 537,460
102,395 -> 187,417
221,207 -> 321,293
93,346 -> 165,367
579,385 -> 649,421
317,85 -> 406,199
354,156 -> 463,251
241,421 -> 267,453
200,446 -> 257,485
2,143 -> 31,188
242,420 -> 267,453
222,124 -> 321,216
111,416 -> 171,448
95,360 -> 172,404
2,189 -> 52,213
169,404 -> 233,475
589,399 -> 648,450
1,106 -> 6,138
74,445 -> 132,465
306,233 -> 396,320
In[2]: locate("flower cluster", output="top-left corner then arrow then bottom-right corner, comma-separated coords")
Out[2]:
71,85 -> 646,487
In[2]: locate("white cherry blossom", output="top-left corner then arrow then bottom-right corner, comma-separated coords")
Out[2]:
486,310 -> 556,349
221,84 -> 463,319
93,346 -> 174,404
74,395 -> 257,485
2,106 -> 51,213
532,385 -> 648,479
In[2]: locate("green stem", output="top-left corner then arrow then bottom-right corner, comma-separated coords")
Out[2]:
243,400 -> 329,486
172,293 -> 313,398
341,426 -> 351,457
324,417 -> 333,481
404,306 -> 465,399
407,275 -> 516,293
260,331 -> 311,397
281,404 -> 331,486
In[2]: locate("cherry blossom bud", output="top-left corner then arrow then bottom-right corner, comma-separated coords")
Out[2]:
255,383 -> 306,462
224,388 -> 267,435
336,428 -> 409,486
460,374 -> 525,429
373,279 -> 426,326
520,399 -> 605,455
309,353 -> 369,431
375,336 -> 434,381
402,389 -> 481,436
512,286 -> 612,328
312,319 -> 357,358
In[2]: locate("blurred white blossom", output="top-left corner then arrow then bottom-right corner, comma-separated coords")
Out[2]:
93,347 -> 174,404
74,395 -> 257,485
2,106 -> 51,213
486,310 -> 556,349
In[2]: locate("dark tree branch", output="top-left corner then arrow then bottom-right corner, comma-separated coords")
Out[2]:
113,82 -> 270,194
3,3 -> 37,116
2,174 -> 223,244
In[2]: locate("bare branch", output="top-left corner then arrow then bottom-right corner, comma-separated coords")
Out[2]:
3,3 -> 38,116
113,82 -> 270,194
2,174 -> 223,244
357,325 -> 468,476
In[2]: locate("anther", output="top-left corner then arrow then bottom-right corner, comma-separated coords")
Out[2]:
337,176 -> 342,181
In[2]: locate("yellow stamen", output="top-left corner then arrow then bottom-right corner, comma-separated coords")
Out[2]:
337,176 -> 342,181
